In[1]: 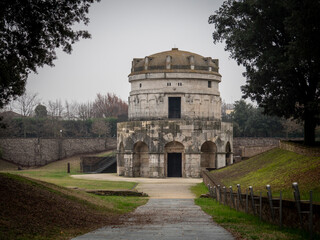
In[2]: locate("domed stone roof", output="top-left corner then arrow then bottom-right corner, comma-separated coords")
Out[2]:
130,48 -> 219,75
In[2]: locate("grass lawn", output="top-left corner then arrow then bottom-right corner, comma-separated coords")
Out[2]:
0,155 -> 148,240
3,156 -> 136,190
191,182 -> 316,240
0,173 -> 148,240
211,148 -> 320,203
2,156 -> 147,213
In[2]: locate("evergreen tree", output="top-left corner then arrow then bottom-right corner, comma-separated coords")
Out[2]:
210,0 -> 320,145
0,0 -> 98,108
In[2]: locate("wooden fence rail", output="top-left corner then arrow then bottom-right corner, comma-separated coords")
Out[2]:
202,170 -> 319,238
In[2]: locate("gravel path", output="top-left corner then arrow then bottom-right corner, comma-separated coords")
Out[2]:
71,174 -> 234,240
71,174 -> 202,198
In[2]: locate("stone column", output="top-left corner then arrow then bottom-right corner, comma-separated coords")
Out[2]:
185,153 -> 201,178
216,153 -> 226,169
149,153 -> 160,177
124,153 -> 133,177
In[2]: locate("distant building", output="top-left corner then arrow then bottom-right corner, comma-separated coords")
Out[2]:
225,109 -> 234,115
0,111 -> 21,118
117,48 -> 233,178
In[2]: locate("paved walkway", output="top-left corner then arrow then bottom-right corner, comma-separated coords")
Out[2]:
71,174 -> 202,198
71,174 -> 234,240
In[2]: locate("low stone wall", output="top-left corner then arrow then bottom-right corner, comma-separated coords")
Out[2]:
280,141 -> 320,157
0,138 -> 116,167
240,145 -> 277,159
202,170 -> 320,234
233,138 -> 280,160
86,189 -> 147,197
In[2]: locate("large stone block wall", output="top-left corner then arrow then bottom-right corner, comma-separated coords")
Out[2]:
128,72 -> 222,121
0,138 -> 116,167
117,120 -> 233,178
118,120 -> 233,153
129,92 -> 221,121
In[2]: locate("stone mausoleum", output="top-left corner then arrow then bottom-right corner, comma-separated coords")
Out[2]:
117,48 -> 233,178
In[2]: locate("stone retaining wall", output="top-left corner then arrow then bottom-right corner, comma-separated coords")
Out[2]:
233,137 -> 279,160
0,138 -> 116,167
279,141 -> 320,157
4,137 -> 310,167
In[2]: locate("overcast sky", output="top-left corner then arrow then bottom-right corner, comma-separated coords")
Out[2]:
26,0 -> 247,105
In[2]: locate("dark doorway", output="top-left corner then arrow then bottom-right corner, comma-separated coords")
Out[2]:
168,97 -> 181,119
167,153 -> 182,177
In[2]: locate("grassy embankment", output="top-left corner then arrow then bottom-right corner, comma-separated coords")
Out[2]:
212,148 -> 320,202
191,182 -> 314,240
191,147 -> 320,239
0,153 -> 148,240
5,151 -> 133,190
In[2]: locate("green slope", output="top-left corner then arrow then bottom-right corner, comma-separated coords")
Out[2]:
211,148 -> 320,203
0,173 -> 147,240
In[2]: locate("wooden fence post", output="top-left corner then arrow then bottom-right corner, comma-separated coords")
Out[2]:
249,186 -> 256,215
280,191 -> 282,228
237,184 -> 242,205
260,192 -> 262,221
245,189 -> 248,213
309,191 -> 313,240
230,186 -> 235,208
292,182 -> 303,228
236,184 -> 240,211
67,162 -> 70,173
266,184 -> 275,221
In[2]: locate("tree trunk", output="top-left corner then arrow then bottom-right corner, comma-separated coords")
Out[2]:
23,118 -> 26,138
304,111 -> 316,146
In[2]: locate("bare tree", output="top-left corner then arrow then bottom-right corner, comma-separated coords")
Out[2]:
92,119 -> 110,137
13,92 -> 39,116
47,99 -> 64,118
92,93 -> 128,118
77,101 -> 93,121
64,100 -> 78,120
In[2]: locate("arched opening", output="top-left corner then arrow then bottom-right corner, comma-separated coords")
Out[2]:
165,141 -> 184,177
118,142 -> 125,176
133,141 -> 149,177
201,141 -> 217,170
226,142 -> 231,166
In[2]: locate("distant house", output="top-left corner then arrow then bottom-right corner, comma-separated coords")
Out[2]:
225,109 -> 234,115
0,111 -> 21,118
